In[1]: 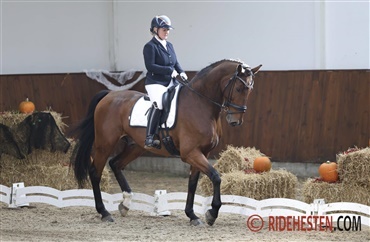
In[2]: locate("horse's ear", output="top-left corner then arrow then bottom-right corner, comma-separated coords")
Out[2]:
237,64 -> 245,74
252,64 -> 262,75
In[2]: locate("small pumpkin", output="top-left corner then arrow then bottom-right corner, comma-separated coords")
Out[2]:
253,156 -> 272,173
19,98 -> 35,114
318,161 -> 338,182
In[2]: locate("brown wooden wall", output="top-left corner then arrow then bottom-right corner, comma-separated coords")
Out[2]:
1,70 -> 369,163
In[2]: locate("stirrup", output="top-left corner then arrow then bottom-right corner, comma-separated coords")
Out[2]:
144,136 -> 161,149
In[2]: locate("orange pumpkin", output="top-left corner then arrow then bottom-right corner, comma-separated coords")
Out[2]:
253,157 -> 272,173
19,98 -> 35,114
318,161 -> 338,182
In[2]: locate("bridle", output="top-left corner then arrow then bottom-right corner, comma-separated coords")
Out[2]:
179,67 -> 254,115
222,69 -> 254,114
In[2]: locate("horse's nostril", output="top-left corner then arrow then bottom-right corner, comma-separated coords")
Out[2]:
230,120 -> 243,126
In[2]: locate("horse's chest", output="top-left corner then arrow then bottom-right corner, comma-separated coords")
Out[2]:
200,125 -> 220,150
210,132 -> 220,150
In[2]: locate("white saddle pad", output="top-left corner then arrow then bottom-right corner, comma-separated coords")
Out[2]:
129,85 -> 181,128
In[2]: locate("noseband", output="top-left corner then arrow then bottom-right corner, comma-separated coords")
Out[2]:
179,67 -> 254,114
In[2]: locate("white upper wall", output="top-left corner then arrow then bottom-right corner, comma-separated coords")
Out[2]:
1,0 -> 369,74
116,1 -> 317,72
324,1 -> 370,69
1,1 -> 112,74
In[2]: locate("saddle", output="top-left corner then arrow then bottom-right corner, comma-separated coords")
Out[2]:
144,84 -> 177,125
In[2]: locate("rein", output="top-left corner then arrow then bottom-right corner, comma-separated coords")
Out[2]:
178,70 -> 253,114
177,77 -> 223,109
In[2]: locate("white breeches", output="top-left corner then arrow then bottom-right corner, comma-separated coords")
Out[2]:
145,80 -> 176,110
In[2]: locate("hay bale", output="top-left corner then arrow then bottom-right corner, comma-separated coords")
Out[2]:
302,179 -> 370,206
0,110 -> 68,132
214,145 -> 265,173
199,170 -> 298,200
1,112 -> 71,159
198,145 -> 292,199
337,147 -> 370,187
0,111 -> 110,191
0,139 -> 110,192
0,111 -> 29,129
198,174 -> 214,196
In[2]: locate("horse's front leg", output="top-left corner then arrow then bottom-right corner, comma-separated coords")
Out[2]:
205,165 -> 222,226
185,166 -> 203,226
184,154 -> 222,226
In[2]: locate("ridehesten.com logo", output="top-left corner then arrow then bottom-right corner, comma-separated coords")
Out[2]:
247,215 -> 362,232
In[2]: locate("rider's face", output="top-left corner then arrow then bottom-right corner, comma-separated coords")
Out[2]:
157,28 -> 169,40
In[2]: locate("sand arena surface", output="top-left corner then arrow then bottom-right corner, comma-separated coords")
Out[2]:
1,171 -> 369,242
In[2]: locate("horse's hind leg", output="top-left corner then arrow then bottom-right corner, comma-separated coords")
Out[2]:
109,138 -> 144,217
89,160 -> 114,222
109,141 -> 133,193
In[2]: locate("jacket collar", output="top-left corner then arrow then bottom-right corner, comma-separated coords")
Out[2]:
152,37 -> 168,52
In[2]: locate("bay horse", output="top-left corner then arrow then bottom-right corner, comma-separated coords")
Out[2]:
71,59 -> 262,226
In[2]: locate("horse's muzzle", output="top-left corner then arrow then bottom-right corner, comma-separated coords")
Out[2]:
226,114 -> 243,126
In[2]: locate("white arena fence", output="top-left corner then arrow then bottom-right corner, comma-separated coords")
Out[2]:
1,183 -> 369,227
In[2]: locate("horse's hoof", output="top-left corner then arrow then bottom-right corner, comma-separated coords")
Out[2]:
205,210 -> 216,226
118,202 -> 129,217
101,215 -> 114,222
190,219 -> 205,227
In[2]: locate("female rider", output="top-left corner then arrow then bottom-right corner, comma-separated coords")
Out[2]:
143,15 -> 187,149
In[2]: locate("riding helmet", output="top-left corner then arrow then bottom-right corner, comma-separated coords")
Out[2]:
150,15 -> 173,34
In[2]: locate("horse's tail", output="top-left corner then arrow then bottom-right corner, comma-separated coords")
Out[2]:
69,90 -> 110,188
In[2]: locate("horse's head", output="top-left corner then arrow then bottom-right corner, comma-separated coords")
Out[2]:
223,63 -> 262,126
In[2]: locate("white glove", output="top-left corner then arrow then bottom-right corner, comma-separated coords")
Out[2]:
180,72 -> 188,81
171,70 -> 178,78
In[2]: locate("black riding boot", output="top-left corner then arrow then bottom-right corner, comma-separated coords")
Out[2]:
144,108 -> 162,149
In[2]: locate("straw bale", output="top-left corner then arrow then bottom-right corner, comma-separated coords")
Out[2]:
0,110 -> 68,132
0,139 -> 110,191
337,147 -> 370,187
199,169 -> 297,200
302,178 -> 370,206
198,174 -> 214,196
1,112 -> 71,160
214,145 -> 265,173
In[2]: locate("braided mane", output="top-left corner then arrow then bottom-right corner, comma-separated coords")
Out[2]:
195,59 -> 248,78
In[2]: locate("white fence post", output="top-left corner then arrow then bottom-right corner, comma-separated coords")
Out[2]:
9,182 -> 29,208
312,199 -> 326,215
151,190 -> 171,216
